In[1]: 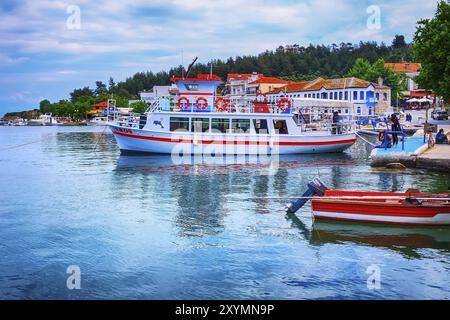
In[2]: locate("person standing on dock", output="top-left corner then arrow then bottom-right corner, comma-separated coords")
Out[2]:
390,114 -> 402,146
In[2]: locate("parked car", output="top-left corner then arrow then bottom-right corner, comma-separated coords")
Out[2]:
431,109 -> 449,120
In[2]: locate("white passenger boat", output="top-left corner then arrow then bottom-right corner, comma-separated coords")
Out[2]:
28,113 -> 59,126
108,74 -> 357,155
87,116 -> 108,126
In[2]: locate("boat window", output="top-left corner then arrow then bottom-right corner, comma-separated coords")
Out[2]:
211,118 -> 230,133
170,117 -> 189,132
184,83 -> 199,91
231,119 -> 250,133
273,120 -> 288,134
253,119 -> 268,134
191,118 -> 209,133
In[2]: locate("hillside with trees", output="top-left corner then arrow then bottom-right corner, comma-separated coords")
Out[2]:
5,36 -> 414,118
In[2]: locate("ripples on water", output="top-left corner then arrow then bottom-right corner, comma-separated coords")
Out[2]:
0,126 -> 449,299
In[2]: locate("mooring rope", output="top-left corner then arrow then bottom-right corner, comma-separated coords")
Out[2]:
0,136 -> 49,152
92,125 -> 108,152
355,131 -> 377,147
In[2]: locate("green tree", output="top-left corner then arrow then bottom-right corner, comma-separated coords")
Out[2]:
70,87 -> 94,102
130,101 -> 148,113
108,77 -> 116,93
413,1 -> 450,101
39,99 -> 54,114
54,100 -> 74,117
392,34 -> 407,48
347,58 -> 406,106
73,101 -> 90,119
95,81 -> 108,96
345,58 -> 372,79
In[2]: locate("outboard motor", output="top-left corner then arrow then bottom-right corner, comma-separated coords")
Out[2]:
139,113 -> 148,129
286,178 -> 327,214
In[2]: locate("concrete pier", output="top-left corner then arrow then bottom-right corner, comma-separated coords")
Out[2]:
417,145 -> 450,172
370,126 -> 450,172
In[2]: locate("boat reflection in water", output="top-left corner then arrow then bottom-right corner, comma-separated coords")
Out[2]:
114,153 -> 355,238
115,152 -> 355,176
287,213 -> 450,259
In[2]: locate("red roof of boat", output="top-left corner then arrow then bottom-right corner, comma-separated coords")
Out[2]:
171,74 -> 223,83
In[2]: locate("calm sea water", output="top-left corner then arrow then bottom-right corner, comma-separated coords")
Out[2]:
0,126 -> 449,300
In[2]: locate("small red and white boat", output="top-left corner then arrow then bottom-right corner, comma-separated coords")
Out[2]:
311,190 -> 450,226
287,179 -> 450,226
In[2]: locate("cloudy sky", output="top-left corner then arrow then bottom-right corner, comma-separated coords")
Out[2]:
0,0 -> 440,114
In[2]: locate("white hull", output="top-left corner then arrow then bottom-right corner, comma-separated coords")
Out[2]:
313,210 -> 450,226
87,121 -> 107,126
109,124 -> 356,155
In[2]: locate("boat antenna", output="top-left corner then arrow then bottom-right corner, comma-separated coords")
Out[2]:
185,56 -> 198,78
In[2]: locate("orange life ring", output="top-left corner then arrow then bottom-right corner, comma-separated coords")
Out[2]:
278,97 -> 291,111
215,97 -> 228,112
177,97 -> 190,110
195,97 -> 208,110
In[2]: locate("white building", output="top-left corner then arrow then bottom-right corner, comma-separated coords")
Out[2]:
267,77 -> 391,116
225,73 -> 262,101
140,85 -> 178,104
385,63 -> 421,91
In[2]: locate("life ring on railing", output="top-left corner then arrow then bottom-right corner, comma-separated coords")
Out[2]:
215,97 -> 227,112
255,92 -> 267,103
177,97 -> 190,110
278,97 -> 291,111
195,97 -> 208,110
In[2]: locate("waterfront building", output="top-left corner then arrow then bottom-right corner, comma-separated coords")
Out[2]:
266,77 -> 391,116
385,62 -> 421,92
246,76 -> 289,97
140,85 -> 179,104
225,73 -> 262,101
225,73 -> 287,102
89,101 -> 109,115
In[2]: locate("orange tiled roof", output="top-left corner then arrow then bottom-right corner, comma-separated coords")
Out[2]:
384,63 -> 421,73
268,77 -> 373,94
248,76 -> 288,85
227,73 -> 262,80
